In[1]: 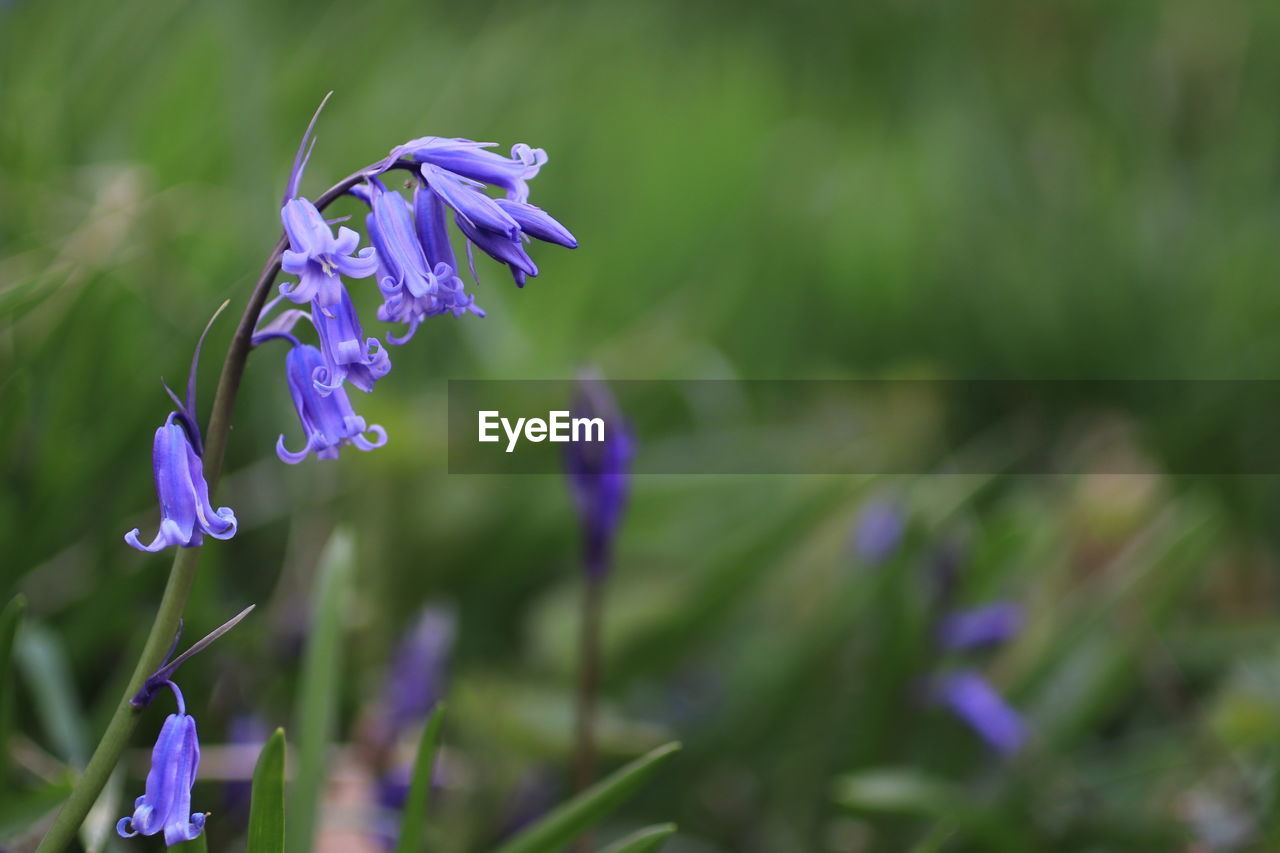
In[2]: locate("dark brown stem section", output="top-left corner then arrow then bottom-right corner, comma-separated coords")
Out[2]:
37,165 -> 385,853
571,575 -> 605,853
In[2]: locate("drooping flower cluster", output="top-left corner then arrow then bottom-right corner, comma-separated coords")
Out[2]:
127,99 -> 576,549
261,118 -> 576,466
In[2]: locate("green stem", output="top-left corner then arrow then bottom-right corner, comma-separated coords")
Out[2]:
571,575 -> 605,853
36,167 -> 378,853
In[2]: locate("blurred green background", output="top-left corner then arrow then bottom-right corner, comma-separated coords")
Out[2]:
5,0 -> 1280,850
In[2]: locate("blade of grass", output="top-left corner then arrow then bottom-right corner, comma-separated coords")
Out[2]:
16,621 -> 89,768
600,823 -> 677,853
493,742 -> 681,853
832,768 -> 1027,853
0,595 -> 26,786
287,529 -> 354,853
393,705 -> 445,853
248,728 -> 287,853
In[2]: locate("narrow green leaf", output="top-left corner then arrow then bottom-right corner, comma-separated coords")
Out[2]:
16,620 -> 89,767
248,728 -> 288,853
287,529 -> 355,853
832,768 -> 1027,853
0,595 -> 26,785
600,823 -> 677,853
172,830 -> 209,852
393,705 -> 445,853
493,742 -> 681,853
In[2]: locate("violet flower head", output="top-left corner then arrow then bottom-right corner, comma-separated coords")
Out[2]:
125,415 -> 237,552
312,285 -> 391,394
851,500 -> 904,565
933,670 -> 1026,757
564,378 -> 633,580
364,180 -> 482,345
280,197 -> 378,310
938,602 -> 1025,651
117,691 -> 205,846
277,344 -> 387,463
393,137 -> 547,202
375,136 -> 576,289
381,606 -> 456,738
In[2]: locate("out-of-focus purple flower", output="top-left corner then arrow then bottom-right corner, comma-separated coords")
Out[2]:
938,602 -> 1024,651
125,416 -> 237,552
364,181 -> 482,345
564,378 -> 633,580
497,767 -> 560,841
933,670 -> 1026,756
222,713 -> 269,820
277,344 -> 387,463
393,137 -> 547,202
851,501 -> 904,565
117,685 -> 205,846
381,606 -> 456,738
312,285 -> 391,393
280,197 -> 378,310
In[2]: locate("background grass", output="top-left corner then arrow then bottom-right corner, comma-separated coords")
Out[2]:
4,0 -> 1280,850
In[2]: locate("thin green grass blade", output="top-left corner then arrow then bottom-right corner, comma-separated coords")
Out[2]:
248,728 -> 287,853
392,705 -> 445,853
600,823 -> 677,853
0,595 -> 26,786
287,529 -> 354,853
832,768 -> 1028,853
16,621 -> 89,767
493,742 -> 681,853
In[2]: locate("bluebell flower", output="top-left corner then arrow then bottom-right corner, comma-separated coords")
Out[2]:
364,180 -> 482,345
125,416 -> 237,552
222,713 -> 268,820
119,608 -> 253,846
374,136 -> 576,290
851,500 -> 904,565
117,690 -> 205,846
494,199 -> 578,249
497,767 -> 560,841
392,137 -> 547,202
564,378 -> 633,580
933,670 -> 1026,756
312,285 -> 391,394
277,344 -> 387,463
280,196 -> 378,310
938,602 -> 1024,651
379,607 -> 455,740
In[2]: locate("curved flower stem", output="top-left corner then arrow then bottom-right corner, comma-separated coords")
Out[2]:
570,574 -> 605,853
36,166 -> 385,853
